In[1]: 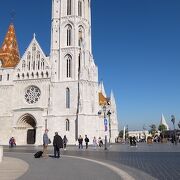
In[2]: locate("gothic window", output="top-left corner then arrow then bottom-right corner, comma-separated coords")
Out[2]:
28,61 -> 31,70
27,52 -> 31,60
78,27 -> 83,47
46,71 -> 49,77
66,55 -> 72,78
37,51 -> 40,60
38,60 -> 40,70
24,86 -> 41,104
27,73 -> 29,78
0,75 -> 2,81
67,25 -> 72,46
67,0 -> 72,15
78,53 -> 81,72
66,119 -> 70,131
33,61 -> 35,70
66,88 -> 70,108
22,60 -> 26,71
41,72 -> 44,77
7,74 -> 9,81
17,74 -> 20,79
78,0 -> 82,16
41,59 -> 45,70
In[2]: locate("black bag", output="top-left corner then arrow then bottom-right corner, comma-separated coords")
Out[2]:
34,151 -> 43,158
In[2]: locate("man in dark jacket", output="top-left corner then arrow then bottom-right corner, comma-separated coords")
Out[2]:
53,132 -> 63,158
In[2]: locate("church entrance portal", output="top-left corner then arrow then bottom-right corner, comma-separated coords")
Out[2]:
17,114 -> 36,144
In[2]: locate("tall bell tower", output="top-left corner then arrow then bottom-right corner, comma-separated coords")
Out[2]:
50,0 -> 99,142
50,0 -> 94,82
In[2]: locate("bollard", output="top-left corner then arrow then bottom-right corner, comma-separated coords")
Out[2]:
0,146 -> 3,162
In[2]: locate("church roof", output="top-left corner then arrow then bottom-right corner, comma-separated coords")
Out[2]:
0,23 -> 20,68
99,92 -> 107,106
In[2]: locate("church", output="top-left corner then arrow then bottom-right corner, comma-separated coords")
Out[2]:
0,0 -> 119,145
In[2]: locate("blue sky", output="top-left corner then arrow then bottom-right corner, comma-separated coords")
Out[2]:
0,0 -> 180,131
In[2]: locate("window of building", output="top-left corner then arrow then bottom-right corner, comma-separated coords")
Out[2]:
78,28 -> 83,47
67,0 -> 72,15
66,88 -> 70,108
7,74 -> 9,81
67,25 -> 72,46
0,74 -> 2,81
66,55 -> 72,78
78,53 -> 81,72
78,0 -> 82,16
66,119 -> 70,131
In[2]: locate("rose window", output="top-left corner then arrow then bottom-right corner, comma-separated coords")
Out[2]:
25,86 -> 41,104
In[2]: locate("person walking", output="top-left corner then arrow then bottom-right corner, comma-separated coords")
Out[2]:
84,135 -> 89,149
43,129 -> 49,158
93,136 -> 97,149
53,132 -> 63,158
78,135 -> 83,149
63,135 -> 68,150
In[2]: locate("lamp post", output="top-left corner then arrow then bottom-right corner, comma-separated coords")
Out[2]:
171,115 -> 177,145
107,110 -> 111,143
102,105 -> 108,150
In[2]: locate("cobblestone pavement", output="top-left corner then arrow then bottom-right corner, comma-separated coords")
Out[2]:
3,143 -> 180,180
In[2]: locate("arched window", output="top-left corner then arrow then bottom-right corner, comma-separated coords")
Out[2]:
66,88 -> 70,108
78,0 -> 82,16
78,27 -> 84,47
67,25 -> 72,46
0,74 -> 2,81
78,53 -> 81,72
7,74 -> 9,81
22,60 -> 26,71
66,119 -> 70,131
66,55 -> 72,78
27,52 -> 31,60
67,0 -> 72,15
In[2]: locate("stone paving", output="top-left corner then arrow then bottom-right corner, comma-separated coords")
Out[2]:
1,142 -> 180,180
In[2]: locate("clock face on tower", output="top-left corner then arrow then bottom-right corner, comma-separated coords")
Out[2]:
24,86 -> 41,104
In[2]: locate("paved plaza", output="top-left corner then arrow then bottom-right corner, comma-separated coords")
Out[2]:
0,142 -> 180,180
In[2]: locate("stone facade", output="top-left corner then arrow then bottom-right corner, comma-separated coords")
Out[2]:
0,0 -> 119,145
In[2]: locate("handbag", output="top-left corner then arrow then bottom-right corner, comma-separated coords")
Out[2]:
48,138 -> 51,144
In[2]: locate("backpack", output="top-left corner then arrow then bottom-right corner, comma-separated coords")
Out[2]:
34,151 -> 43,158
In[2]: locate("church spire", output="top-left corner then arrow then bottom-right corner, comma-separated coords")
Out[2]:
0,23 -> 20,68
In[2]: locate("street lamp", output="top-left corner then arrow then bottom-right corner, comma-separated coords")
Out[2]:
98,104 -> 111,150
171,115 -> 177,145
107,110 -> 111,143
102,105 -> 108,150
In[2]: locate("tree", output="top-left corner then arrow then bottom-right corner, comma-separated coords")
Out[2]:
158,124 -> 167,139
149,124 -> 157,137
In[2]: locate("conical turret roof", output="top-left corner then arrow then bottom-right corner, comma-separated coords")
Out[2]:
160,114 -> 169,130
0,23 -> 20,68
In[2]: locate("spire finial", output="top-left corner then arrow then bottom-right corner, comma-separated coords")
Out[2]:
33,33 -> 36,39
